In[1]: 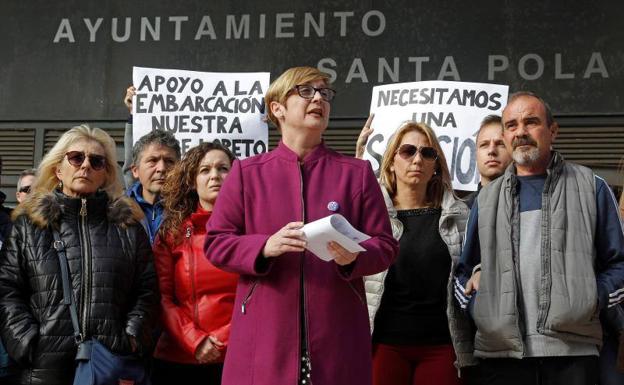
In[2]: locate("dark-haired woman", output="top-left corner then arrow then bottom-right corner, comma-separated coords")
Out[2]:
151,142 -> 238,385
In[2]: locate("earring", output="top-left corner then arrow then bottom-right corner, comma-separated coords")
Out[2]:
58,181 -> 63,189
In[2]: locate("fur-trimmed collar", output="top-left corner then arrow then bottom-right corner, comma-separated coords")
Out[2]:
12,191 -> 144,229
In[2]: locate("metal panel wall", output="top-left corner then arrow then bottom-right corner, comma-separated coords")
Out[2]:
1,118 -> 623,208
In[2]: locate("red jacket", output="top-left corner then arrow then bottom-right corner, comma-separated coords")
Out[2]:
153,206 -> 238,364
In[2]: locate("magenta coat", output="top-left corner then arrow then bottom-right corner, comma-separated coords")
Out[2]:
204,141 -> 398,385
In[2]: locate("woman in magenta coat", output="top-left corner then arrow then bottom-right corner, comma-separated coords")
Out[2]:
204,66 -> 398,385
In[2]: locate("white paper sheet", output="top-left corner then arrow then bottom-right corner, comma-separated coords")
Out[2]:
302,214 -> 371,261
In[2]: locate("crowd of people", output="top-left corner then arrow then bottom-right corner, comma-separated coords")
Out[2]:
0,66 -> 622,385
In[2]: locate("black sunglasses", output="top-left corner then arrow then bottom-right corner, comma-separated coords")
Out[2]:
396,144 -> 438,162
18,185 -> 31,194
293,85 -> 337,102
65,151 -> 107,171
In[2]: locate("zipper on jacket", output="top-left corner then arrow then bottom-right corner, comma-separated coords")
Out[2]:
186,226 -> 200,326
298,162 -> 313,378
509,179 -> 526,355
241,281 -> 258,314
79,198 -> 87,216
78,198 -> 92,338
536,172 -> 554,333
347,281 -> 366,305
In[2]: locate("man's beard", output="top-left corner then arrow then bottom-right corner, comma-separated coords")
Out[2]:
512,136 -> 540,166
512,147 -> 540,165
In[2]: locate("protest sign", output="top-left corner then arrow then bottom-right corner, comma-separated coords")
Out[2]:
132,66 -> 270,158
363,81 -> 509,191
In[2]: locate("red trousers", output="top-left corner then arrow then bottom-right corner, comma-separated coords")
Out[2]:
372,343 -> 461,385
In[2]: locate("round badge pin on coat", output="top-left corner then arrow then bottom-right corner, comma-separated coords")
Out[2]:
327,201 -> 340,212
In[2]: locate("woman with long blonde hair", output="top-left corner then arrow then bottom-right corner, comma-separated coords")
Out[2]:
359,121 -> 469,385
0,125 -> 158,385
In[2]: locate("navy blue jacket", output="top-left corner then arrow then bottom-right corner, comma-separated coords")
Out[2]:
127,181 -> 164,245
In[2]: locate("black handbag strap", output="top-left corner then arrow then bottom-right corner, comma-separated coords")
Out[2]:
52,230 -> 83,344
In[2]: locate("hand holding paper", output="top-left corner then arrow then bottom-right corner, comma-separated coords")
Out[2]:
327,241 -> 359,266
302,214 -> 371,262
262,221 -> 306,258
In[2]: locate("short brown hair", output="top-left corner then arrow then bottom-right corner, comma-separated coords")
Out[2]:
379,121 -> 453,208
476,114 -> 502,142
265,66 -> 331,128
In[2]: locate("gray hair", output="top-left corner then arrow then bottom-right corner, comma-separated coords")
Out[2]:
506,91 -> 555,127
17,168 -> 37,190
131,130 -> 181,166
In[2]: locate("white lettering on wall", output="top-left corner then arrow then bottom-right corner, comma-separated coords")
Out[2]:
194,16 -> 216,40
317,58 -> 338,83
554,53 -> 574,79
53,18 -> 75,43
584,52 -> 609,78
408,57 -> 430,81
362,10 -> 385,37
346,58 -> 369,83
438,56 -> 461,80
140,17 -> 161,41
112,17 -> 131,42
518,53 -> 544,80
333,11 -> 354,37
84,18 -> 103,43
304,12 -> 325,37
378,57 -> 400,83
168,16 -> 188,41
487,55 -> 509,80
275,13 -> 295,38
226,14 -> 250,39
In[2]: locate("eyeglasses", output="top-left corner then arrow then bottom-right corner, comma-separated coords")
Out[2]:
18,186 -> 31,194
65,151 -> 107,171
396,144 -> 438,162
293,85 -> 337,102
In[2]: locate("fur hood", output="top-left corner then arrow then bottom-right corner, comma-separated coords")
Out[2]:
12,190 -> 144,229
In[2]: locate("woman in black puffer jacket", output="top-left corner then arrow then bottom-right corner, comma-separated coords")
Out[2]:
0,125 -> 159,385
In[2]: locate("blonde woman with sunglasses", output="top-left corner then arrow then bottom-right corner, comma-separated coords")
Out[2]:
0,125 -> 158,385
357,120 -> 472,385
